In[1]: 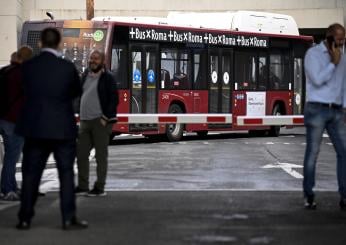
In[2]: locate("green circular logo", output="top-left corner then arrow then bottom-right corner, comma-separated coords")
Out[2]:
93,30 -> 104,42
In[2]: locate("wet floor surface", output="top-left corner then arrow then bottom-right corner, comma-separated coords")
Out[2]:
1,128 -> 345,244
0,191 -> 346,245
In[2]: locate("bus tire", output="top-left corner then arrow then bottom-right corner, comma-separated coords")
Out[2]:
268,105 -> 281,137
166,104 -> 184,142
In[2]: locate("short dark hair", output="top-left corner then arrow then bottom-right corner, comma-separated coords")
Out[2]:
10,51 -> 17,64
40,27 -> 61,49
17,46 -> 33,62
326,23 -> 345,37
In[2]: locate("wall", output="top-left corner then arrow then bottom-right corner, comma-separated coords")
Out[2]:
0,0 -> 23,65
24,0 -> 345,28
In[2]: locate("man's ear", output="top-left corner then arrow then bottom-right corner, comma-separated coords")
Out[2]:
38,41 -> 42,49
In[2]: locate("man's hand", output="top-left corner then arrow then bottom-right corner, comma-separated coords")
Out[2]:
100,118 -> 107,127
329,43 -> 341,65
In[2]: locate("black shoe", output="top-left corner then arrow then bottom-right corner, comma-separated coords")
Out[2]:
304,195 -> 317,210
87,188 -> 106,197
75,187 -> 89,196
339,198 -> 346,210
16,221 -> 31,230
38,191 -> 46,196
62,218 -> 88,230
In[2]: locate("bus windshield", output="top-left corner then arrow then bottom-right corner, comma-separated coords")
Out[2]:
61,28 -> 107,74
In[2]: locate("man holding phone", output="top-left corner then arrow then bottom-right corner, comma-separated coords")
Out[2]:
303,23 -> 346,210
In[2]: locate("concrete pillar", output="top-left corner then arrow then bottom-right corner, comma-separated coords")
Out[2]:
0,0 -> 23,65
87,0 -> 95,20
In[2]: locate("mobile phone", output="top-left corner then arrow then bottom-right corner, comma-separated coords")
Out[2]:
326,35 -> 335,49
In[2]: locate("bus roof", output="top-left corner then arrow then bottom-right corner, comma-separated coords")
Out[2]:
90,20 -> 312,42
93,11 -> 301,36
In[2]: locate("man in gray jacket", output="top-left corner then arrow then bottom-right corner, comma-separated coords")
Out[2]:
75,49 -> 118,197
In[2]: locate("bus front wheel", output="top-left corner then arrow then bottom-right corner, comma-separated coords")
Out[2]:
166,104 -> 184,142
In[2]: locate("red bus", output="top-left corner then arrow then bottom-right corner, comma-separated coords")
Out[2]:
21,11 -> 313,141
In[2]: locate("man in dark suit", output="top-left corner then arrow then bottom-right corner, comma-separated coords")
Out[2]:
15,27 -> 88,230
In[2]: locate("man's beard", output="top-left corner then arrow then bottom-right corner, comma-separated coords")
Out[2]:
90,63 -> 103,73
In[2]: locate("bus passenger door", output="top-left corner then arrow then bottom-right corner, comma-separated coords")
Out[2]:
130,44 -> 159,131
208,49 -> 232,127
293,58 -> 304,114
192,50 -> 208,113
221,50 -> 232,114
209,50 -> 219,113
292,43 -> 307,115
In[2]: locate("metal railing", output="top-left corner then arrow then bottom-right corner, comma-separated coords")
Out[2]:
114,113 -> 304,126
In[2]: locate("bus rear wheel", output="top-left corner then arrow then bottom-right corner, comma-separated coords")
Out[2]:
268,105 -> 281,137
166,104 -> 184,142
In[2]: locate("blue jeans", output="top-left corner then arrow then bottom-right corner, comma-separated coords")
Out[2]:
303,103 -> 346,199
0,119 -> 24,195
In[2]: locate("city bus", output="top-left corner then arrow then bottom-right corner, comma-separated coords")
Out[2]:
21,11 -> 313,141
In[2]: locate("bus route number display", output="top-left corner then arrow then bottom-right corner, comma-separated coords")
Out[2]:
129,27 -> 268,48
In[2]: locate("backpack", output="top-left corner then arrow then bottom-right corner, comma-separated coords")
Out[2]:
0,64 -> 15,118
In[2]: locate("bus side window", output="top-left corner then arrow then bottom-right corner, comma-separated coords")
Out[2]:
111,46 -> 128,89
173,72 -> 187,86
161,69 -> 170,84
161,51 -> 174,89
258,55 -> 267,90
161,49 -> 190,90
235,51 -> 257,91
173,52 -> 189,89
193,52 -> 207,90
269,51 -> 290,90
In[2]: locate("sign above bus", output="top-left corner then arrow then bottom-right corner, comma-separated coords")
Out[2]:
129,27 -> 269,48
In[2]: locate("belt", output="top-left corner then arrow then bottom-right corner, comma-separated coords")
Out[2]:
308,102 -> 342,109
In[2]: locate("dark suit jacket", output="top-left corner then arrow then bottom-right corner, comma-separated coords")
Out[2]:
16,51 -> 81,139
0,63 -> 25,123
